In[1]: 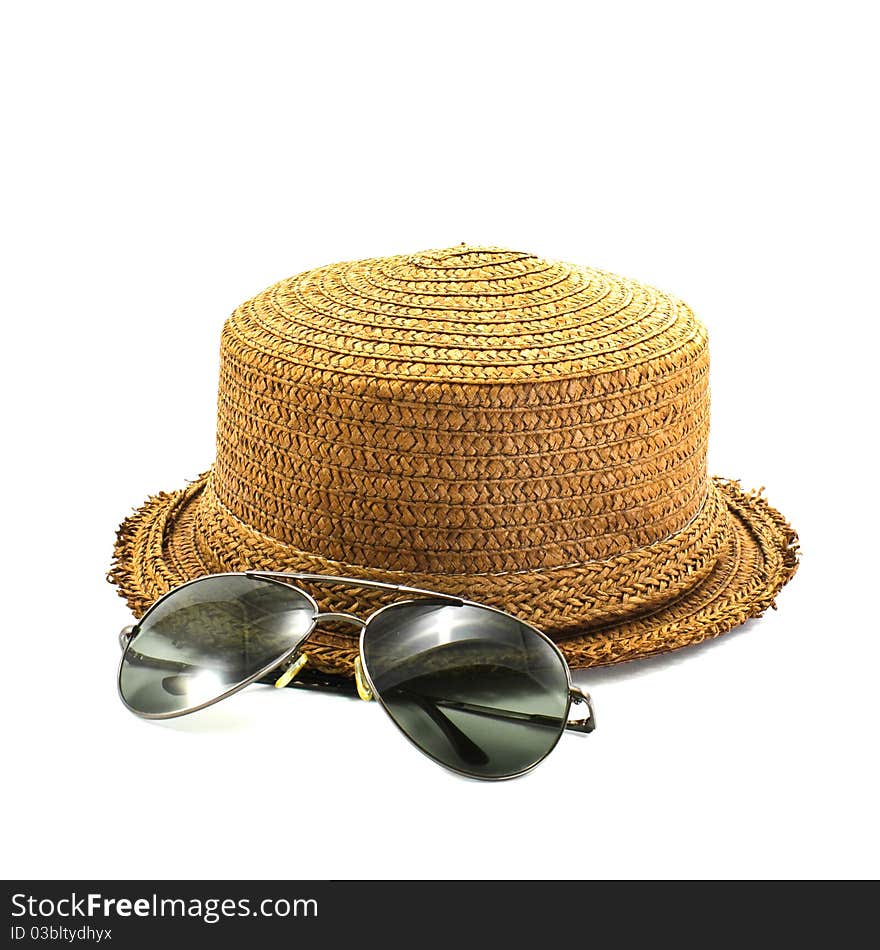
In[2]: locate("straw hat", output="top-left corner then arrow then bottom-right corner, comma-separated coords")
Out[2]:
110,246 -> 798,677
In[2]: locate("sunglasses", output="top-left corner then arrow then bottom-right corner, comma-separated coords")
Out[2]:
117,572 -> 595,780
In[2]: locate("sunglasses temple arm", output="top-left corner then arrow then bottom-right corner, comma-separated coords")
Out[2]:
257,667 -> 360,696
400,691 -> 492,766
258,672 -> 491,763
259,659 -> 489,762
405,691 -> 595,735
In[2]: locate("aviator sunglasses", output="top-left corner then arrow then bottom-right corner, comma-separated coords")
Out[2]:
117,572 -> 595,780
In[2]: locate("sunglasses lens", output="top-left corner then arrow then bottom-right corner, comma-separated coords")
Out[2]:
119,575 -> 315,716
362,601 -> 570,778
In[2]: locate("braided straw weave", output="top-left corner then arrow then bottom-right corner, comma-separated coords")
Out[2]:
110,246 -> 798,675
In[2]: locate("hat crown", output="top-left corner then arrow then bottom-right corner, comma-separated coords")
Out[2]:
205,246 -> 713,627
221,245 -> 702,384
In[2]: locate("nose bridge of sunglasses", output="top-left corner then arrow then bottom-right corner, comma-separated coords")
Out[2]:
273,611 -> 369,693
312,613 -> 373,701
312,611 -> 365,630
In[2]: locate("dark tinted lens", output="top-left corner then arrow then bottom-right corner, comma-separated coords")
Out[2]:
119,575 -> 315,716
362,601 -> 570,778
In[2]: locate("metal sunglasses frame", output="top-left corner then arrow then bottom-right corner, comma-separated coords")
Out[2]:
118,571 -> 596,780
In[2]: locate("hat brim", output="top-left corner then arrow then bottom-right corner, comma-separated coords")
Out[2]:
110,473 -> 798,675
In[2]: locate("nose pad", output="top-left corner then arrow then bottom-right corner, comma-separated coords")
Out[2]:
274,652 -> 309,689
354,657 -> 373,702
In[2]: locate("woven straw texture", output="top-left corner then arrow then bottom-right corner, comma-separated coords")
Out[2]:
110,246 -> 798,675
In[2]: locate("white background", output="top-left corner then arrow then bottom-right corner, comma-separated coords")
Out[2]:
2,1 -> 877,880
